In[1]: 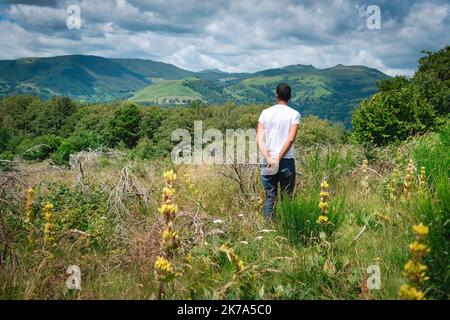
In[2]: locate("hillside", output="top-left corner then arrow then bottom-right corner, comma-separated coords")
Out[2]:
0,55 -> 390,125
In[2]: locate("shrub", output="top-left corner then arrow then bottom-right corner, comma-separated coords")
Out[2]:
52,131 -> 102,164
352,83 -> 436,146
16,134 -> 61,160
297,116 -> 345,147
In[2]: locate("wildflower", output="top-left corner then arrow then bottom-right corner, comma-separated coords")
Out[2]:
219,244 -> 245,272
155,170 -> 180,299
399,284 -> 425,300
162,187 -> 175,203
42,202 -> 55,246
318,201 -> 328,211
158,204 -> 178,219
399,222 -> 430,300
255,236 -> 263,240
184,252 -> 193,264
412,223 -> 429,239
317,215 -> 328,224
374,211 -> 390,222
404,260 -> 429,283
317,179 -> 331,226
240,241 -> 249,245
25,187 -> 35,223
418,167 -> 427,193
360,159 -> 369,194
409,241 -> 430,258
154,256 -> 173,274
402,159 -> 415,199
163,169 -> 177,185
213,219 -> 224,224
387,168 -> 399,200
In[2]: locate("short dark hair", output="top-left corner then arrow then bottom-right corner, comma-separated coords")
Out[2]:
276,83 -> 291,102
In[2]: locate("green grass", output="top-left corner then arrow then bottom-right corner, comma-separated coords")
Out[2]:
129,78 -> 203,103
1,124 -> 448,300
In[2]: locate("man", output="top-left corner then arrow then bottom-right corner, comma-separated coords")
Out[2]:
256,83 -> 301,222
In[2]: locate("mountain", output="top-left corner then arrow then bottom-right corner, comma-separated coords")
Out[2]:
0,55 -> 390,125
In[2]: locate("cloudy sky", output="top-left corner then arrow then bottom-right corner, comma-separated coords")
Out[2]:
0,0 -> 449,76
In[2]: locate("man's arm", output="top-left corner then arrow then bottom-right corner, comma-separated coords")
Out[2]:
256,122 -> 274,167
277,123 -> 299,161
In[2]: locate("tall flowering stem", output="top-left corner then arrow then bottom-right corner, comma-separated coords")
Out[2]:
418,166 -> 427,194
387,168 -> 399,200
402,159 -> 415,200
219,244 -> 245,273
399,223 -> 430,300
25,188 -> 34,224
155,169 -> 180,299
360,159 -> 369,194
42,202 -> 55,247
317,180 -> 329,225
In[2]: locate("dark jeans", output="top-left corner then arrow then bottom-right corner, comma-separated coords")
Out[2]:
260,158 -> 296,222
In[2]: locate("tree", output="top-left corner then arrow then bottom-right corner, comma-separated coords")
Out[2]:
414,46 -> 450,116
141,106 -> 167,141
352,83 -> 436,145
104,103 -> 141,148
30,96 -> 78,136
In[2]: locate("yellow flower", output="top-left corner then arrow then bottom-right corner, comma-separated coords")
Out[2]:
404,260 -> 429,283
154,256 -> 173,274
317,215 -> 328,224
185,252 -> 193,264
43,202 -> 54,211
320,181 -> 329,189
162,187 -> 175,197
399,284 -> 425,300
319,191 -> 329,198
412,223 -> 429,238
163,169 -> 177,184
27,188 -> 34,195
409,241 -> 430,257
158,204 -> 178,216
318,201 -> 328,211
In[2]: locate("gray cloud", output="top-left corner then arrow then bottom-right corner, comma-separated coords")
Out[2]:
0,0 -> 449,75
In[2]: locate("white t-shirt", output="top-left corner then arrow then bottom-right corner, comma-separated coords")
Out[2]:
258,104 -> 301,159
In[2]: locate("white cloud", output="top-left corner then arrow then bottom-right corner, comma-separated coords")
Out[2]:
0,0 -> 449,76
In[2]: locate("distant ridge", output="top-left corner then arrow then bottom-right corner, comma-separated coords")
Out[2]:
0,55 -> 389,125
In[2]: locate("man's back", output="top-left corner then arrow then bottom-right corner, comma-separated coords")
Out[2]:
258,104 -> 301,159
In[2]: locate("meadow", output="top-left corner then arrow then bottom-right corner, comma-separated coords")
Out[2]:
0,121 -> 448,299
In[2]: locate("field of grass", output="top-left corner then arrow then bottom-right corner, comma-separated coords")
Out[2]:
129,78 -> 203,103
0,123 -> 448,300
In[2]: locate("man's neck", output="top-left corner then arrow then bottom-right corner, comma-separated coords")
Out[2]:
277,101 -> 288,106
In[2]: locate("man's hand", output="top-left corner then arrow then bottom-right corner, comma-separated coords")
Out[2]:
267,157 -> 275,168
266,157 -> 278,168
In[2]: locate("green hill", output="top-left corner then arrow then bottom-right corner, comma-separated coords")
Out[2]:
0,55 -> 390,125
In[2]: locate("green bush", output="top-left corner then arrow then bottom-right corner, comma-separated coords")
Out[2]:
52,131 -> 102,164
352,83 -> 436,145
297,116 -> 345,146
16,134 -> 61,160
